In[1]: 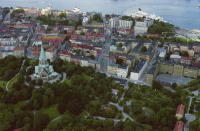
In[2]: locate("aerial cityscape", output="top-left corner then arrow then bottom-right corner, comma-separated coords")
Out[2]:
0,1 -> 200,131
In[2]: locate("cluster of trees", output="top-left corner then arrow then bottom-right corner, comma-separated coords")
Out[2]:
147,20 -> 174,35
140,46 -> 147,52
4,7 -> 10,14
0,103 -> 51,131
58,11 -> 67,19
46,27 -> 53,31
93,14 -> 103,23
189,120 -> 200,131
35,15 -> 68,26
179,51 -> 189,57
123,81 -> 187,130
116,58 -> 123,65
85,102 -> 119,118
10,8 -> 25,18
0,55 -> 24,81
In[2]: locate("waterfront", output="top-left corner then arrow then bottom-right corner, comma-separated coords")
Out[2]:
1,0 -> 200,30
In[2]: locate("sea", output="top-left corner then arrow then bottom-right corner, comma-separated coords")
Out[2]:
1,0 -> 200,30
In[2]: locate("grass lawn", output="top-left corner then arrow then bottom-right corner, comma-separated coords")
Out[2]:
79,110 -> 88,117
0,81 -> 8,91
193,112 -> 200,119
64,78 -> 71,85
7,75 -> 19,91
7,100 -> 27,112
39,105 -> 61,121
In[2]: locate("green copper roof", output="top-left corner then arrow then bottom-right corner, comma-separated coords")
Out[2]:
39,45 -> 47,61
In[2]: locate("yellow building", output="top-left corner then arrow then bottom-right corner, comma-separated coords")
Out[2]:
92,22 -> 104,28
173,64 -> 184,76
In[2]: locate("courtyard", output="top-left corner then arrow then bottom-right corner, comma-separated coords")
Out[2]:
156,74 -> 193,85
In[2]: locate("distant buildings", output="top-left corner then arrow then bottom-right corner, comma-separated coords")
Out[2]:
66,12 -> 82,22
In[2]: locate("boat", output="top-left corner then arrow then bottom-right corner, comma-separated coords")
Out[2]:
127,8 -> 165,22
198,3 -> 200,7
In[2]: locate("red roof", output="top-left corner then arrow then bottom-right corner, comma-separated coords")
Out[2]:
174,121 -> 184,131
105,105 -> 112,111
13,45 -> 25,51
176,104 -> 185,115
60,49 -> 72,56
191,62 -> 200,66
181,56 -> 191,61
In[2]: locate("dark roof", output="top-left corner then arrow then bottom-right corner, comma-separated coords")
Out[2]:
132,58 -> 147,73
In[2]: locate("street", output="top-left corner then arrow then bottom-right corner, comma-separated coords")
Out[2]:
26,23 -> 40,58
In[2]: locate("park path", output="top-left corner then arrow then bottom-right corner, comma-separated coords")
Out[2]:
50,115 -> 64,123
6,60 -> 25,91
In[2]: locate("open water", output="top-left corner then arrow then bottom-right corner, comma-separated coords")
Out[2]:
1,0 -> 200,30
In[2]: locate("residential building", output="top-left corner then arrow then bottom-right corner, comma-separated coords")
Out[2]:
67,26 -> 75,35
86,11 -> 102,19
82,17 -> 89,26
66,12 -> 82,21
0,37 -> 18,45
34,45 -> 58,80
41,5 -> 52,15
180,56 -> 191,65
174,121 -> 184,131
117,63 -> 129,78
134,18 -> 154,35
25,8 -> 41,17
175,104 -> 185,120
130,58 -> 147,80
13,44 -> 26,58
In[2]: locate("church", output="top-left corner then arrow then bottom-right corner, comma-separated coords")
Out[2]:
34,45 -> 58,81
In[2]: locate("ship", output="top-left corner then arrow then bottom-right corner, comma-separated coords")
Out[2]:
127,8 -> 167,22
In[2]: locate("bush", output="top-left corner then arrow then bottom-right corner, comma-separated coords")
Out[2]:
26,75 -> 31,82
31,80 -> 36,85
37,79 -> 43,86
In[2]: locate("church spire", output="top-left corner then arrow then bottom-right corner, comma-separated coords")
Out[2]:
39,45 -> 47,61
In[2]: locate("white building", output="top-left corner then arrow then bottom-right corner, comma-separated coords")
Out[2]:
159,52 -> 166,60
118,20 -> 133,29
41,4 -> 52,15
130,58 -> 147,80
82,17 -> 89,26
117,63 -> 129,78
108,18 -> 133,29
81,57 -> 89,67
134,18 -> 154,35
109,17 -> 119,29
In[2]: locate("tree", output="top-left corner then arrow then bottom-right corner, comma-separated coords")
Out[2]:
171,82 -> 177,89
116,58 -> 123,65
179,116 -> 188,123
140,46 -> 147,52
104,118 -> 114,128
46,27 -> 52,31
118,43 -> 123,47
37,79 -> 43,86
43,95 -> 49,108
33,111 -> 50,131
124,126 -> 134,131
134,91 -> 141,100
115,120 -> 124,130
80,32 -> 85,35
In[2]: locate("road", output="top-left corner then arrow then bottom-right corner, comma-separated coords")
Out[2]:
1,9 -> 12,27
6,60 -> 25,91
26,23 -> 40,58
100,29 -> 111,73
